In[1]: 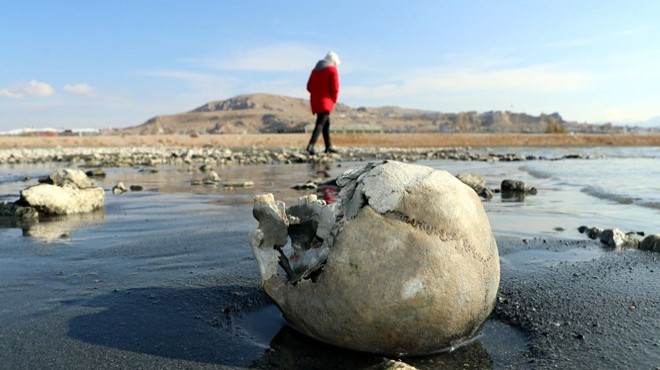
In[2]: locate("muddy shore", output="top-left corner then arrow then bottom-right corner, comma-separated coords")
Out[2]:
2,221 -> 657,369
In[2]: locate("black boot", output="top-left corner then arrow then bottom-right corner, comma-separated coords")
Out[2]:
324,146 -> 339,153
306,144 -> 316,155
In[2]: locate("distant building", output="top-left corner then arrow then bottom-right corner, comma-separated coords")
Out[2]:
0,127 -> 100,136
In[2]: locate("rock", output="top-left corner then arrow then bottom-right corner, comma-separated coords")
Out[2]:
14,205 -> 39,219
129,185 -> 144,191
199,164 -> 214,172
203,170 -> 221,184
599,228 -> 639,249
85,168 -> 106,178
292,181 -> 318,190
370,359 -> 418,370
112,182 -> 127,194
39,168 -> 98,189
224,181 -> 254,188
0,201 -> 39,219
456,173 -> 485,189
19,169 -> 104,215
249,161 -> 500,355
640,234 -> 660,252
501,179 -> 537,194
0,201 -> 15,217
456,173 -> 492,199
580,226 -> 603,239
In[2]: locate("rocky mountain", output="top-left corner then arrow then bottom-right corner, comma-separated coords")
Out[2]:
123,93 -> 603,135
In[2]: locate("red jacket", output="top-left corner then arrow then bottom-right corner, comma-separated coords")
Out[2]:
307,64 -> 339,114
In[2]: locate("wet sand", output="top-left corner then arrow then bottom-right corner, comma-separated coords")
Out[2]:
2,221 -> 657,369
1,160 -> 658,369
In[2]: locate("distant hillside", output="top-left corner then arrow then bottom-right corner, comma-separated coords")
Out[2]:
122,93 -> 624,135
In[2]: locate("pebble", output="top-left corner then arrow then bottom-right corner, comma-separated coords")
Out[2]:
0,146 -> 601,167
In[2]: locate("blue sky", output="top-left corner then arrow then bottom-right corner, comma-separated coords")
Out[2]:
1,1 -> 659,131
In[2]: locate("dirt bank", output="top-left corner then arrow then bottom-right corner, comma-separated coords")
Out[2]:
2,133 -> 660,149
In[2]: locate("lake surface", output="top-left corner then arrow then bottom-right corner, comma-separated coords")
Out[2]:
2,146 -> 658,241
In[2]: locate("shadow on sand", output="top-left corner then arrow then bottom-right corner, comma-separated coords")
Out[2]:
67,285 -> 269,367
67,284 -> 498,369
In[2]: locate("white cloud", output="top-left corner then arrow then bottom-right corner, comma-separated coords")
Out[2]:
343,64 -> 590,101
0,80 -> 55,99
63,83 -> 95,96
187,42 -> 324,72
0,89 -> 22,99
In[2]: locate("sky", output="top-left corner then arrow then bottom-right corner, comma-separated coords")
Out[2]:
1,1 -> 659,131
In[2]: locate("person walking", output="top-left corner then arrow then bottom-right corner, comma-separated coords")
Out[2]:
306,51 -> 340,155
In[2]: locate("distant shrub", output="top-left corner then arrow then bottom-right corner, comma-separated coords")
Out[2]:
545,121 -> 567,134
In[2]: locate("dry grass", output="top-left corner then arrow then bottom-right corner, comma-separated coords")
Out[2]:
1,133 -> 660,149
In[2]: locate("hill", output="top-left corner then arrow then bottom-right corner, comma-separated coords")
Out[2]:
122,93 -> 616,135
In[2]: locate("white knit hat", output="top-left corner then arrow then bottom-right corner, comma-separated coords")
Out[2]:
324,51 -> 341,66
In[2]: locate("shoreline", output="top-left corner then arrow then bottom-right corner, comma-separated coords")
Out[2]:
1,133 -> 660,149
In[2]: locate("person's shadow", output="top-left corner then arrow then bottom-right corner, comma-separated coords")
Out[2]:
68,285 -> 494,369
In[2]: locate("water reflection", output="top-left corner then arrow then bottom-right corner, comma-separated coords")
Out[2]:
501,191 -> 526,202
0,210 -> 106,243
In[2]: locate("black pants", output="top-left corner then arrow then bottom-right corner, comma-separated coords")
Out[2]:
307,112 -> 331,149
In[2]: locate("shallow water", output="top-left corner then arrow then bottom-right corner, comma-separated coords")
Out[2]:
1,146 -> 658,239
420,146 -> 660,237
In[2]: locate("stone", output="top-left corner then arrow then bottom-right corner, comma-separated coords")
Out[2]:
587,226 -> 603,239
370,359 -> 418,370
40,168 -> 98,189
292,181 -> 318,190
85,168 -> 106,178
249,161 -> 500,356
199,164 -> 214,172
0,201 -> 15,217
599,228 -> 639,249
501,179 -> 537,194
456,173 -> 492,199
203,170 -> 221,184
224,181 -> 254,188
578,225 -> 604,239
640,234 -> 660,252
19,169 -> 104,215
112,182 -> 127,194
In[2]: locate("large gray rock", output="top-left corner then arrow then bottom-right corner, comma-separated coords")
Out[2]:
249,161 -> 499,356
20,169 -> 104,215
